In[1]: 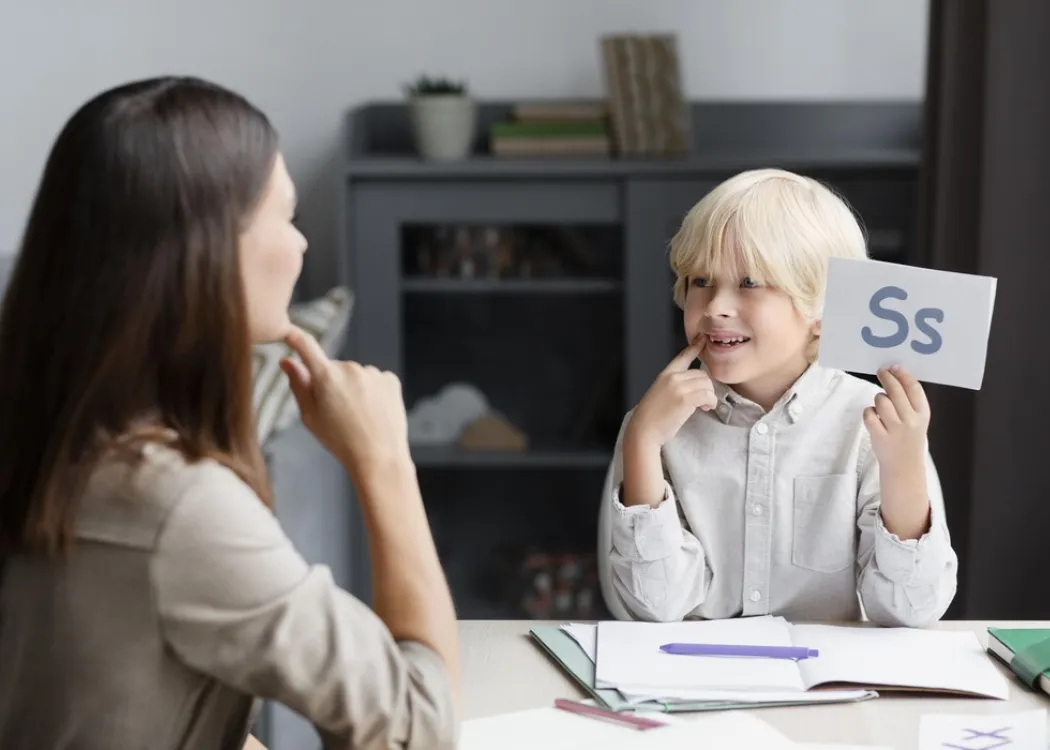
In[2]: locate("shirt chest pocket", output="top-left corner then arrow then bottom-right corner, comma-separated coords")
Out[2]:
791,473 -> 857,574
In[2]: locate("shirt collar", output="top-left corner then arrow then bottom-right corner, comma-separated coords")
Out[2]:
707,362 -> 837,425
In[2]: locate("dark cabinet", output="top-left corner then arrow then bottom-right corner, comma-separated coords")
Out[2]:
624,179 -> 718,403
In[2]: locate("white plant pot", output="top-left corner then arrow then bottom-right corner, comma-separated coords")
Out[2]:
408,94 -> 476,161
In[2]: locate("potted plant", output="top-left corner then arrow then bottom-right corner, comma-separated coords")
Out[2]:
404,75 -> 476,161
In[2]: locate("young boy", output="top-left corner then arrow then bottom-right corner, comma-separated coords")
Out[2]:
597,168 -> 958,627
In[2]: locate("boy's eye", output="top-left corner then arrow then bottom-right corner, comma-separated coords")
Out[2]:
740,277 -> 760,288
691,278 -> 710,288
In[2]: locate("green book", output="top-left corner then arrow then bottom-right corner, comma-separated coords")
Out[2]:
987,627 -> 1050,695
528,625 -> 876,714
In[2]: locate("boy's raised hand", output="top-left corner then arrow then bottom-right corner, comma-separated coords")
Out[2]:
626,341 -> 717,449
864,364 -> 931,471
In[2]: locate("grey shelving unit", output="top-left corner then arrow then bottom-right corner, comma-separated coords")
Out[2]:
338,99 -> 922,619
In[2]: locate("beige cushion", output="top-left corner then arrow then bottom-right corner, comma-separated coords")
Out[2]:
252,287 -> 354,444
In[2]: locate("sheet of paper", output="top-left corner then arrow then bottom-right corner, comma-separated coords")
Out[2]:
561,623 -> 597,661
457,706 -> 658,750
818,256 -> 997,390
457,707 -> 793,750
795,745 -> 892,750
790,624 -> 1010,699
623,714 -> 794,749
919,709 -> 1046,750
594,616 -> 807,693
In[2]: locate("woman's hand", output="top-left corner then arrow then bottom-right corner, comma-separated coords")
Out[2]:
281,326 -> 411,483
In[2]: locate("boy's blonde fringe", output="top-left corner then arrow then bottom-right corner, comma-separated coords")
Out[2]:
668,169 -> 869,361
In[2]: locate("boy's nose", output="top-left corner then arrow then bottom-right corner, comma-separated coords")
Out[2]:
704,289 -> 737,318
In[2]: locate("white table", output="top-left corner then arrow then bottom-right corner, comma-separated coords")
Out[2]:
458,620 -> 1050,749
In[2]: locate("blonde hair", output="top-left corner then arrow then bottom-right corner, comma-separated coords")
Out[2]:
669,168 -> 868,322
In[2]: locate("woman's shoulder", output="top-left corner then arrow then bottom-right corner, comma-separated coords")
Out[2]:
77,441 -> 267,551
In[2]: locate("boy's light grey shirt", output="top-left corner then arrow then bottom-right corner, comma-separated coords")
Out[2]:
598,364 -> 958,627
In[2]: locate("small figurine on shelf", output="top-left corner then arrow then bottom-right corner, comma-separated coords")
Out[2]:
519,551 -> 554,618
411,225 -> 451,277
480,227 -> 501,279
453,227 -> 475,278
407,383 -> 489,446
488,228 -> 516,279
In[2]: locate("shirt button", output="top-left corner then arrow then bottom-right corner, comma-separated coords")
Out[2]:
752,504 -> 763,515
750,590 -> 762,602
756,423 -> 769,435
789,404 -> 802,419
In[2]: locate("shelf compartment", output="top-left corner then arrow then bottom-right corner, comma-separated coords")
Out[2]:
411,445 -> 611,469
401,278 -> 622,294
403,293 -> 625,453
401,223 -> 624,282
419,467 -> 611,620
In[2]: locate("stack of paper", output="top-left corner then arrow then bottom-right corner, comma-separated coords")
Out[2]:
584,615 -> 1009,707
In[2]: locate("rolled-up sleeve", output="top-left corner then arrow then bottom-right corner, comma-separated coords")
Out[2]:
151,465 -> 457,750
856,440 -> 959,628
598,414 -> 711,623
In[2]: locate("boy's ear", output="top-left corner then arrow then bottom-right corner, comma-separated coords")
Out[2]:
811,318 -> 822,337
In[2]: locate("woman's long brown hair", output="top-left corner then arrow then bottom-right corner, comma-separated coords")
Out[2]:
0,76 -> 277,556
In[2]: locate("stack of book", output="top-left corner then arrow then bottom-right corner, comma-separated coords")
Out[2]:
987,625 -> 1050,695
489,102 -> 611,157
599,34 -> 691,156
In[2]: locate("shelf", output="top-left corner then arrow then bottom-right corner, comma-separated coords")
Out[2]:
411,445 -> 612,469
401,278 -> 621,294
345,149 -> 921,179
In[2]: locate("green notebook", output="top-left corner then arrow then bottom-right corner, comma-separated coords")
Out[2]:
528,625 -> 877,714
987,627 -> 1050,695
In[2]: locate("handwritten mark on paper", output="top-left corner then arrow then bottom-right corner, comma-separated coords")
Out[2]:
941,726 -> 1012,750
920,710 -> 1045,750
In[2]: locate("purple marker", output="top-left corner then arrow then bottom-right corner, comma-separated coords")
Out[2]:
658,643 -> 819,660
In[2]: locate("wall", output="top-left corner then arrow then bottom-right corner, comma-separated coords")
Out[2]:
0,0 -> 929,292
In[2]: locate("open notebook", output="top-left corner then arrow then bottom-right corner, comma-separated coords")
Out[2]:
530,622 -> 876,713
591,616 -> 1010,702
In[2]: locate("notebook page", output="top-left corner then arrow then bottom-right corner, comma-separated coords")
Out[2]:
595,616 -> 806,693
791,624 -> 1010,699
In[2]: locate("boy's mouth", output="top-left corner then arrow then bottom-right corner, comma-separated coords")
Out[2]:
705,333 -> 752,352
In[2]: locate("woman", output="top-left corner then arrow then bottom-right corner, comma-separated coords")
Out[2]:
0,76 -> 459,749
